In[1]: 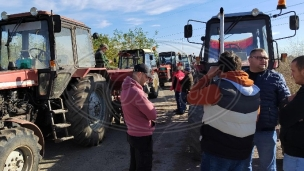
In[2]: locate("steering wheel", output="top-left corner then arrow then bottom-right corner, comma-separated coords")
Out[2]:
224,43 -> 242,51
29,48 -> 47,60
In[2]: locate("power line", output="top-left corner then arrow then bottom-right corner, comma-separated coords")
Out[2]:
156,2 -> 304,39
265,2 -> 304,14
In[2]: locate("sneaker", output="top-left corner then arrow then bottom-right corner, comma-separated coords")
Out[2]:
175,110 -> 185,115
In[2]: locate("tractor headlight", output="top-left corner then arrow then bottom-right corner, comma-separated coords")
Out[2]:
251,8 -> 260,17
1,11 -> 8,20
30,7 -> 38,16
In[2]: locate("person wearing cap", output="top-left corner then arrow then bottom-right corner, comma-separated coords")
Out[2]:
95,43 -> 109,68
120,63 -> 157,171
170,66 -> 185,114
179,67 -> 194,114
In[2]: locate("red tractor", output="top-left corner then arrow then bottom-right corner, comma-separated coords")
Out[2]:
157,51 -> 179,87
0,7 -> 150,170
184,2 -> 300,159
109,49 -> 159,123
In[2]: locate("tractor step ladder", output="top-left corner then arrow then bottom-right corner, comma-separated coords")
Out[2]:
48,99 -> 74,143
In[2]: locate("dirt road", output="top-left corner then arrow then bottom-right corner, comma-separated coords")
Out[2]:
38,83 -> 283,171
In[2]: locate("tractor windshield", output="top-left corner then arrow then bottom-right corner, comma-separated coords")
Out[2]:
119,53 -> 143,69
179,56 -> 190,68
159,54 -> 177,65
207,19 -> 269,66
0,20 -> 50,70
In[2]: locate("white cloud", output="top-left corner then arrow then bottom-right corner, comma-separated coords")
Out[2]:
94,20 -> 112,28
272,31 -> 280,35
126,18 -> 144,26
152,24 -> 161,27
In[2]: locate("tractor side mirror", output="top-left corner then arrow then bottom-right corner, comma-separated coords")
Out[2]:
184,24 -> 193,38
150,55 -> 153,60
114,58 -> 117,63
53,15 -> 61,33
92,32 -> 99,39
281,53 -> 288,62
178,54 -> 182,60
289,15 -> 299,30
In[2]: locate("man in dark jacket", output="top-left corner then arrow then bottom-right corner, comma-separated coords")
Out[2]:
244,48 -> 291,171
179,67 -> 193,114
279,55 -> 304,171
188,51 -> 260,170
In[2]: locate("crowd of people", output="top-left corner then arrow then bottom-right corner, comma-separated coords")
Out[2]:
104,45 -> 304,171
186,48 -> 304,171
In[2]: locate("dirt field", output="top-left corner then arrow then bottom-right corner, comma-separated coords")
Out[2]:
39,82 -> 284,171
153,83 -> 285,171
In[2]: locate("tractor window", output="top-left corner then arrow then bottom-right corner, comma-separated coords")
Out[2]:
0,20 -> 50,70
55,27 -> 74,66
75,28 -> 95,67
150,56 -> 157,67
180,56 -> 190,68
120,56 -> 135,69
145,53 -> 151,67
207,19 -> 269,66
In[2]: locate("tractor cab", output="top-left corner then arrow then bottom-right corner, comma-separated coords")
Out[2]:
178,54 -> 192,70
108,49 -> 159,99
184,6 -> 300,75
157,51 -> 179,87
117,49 -> 156,70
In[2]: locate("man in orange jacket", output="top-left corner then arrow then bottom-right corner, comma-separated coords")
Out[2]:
188,51 -> 260,171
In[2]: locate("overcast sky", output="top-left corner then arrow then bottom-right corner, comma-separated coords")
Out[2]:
1,0 -> 303,55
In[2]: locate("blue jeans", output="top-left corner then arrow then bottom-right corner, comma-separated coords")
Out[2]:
201,152 -> 247,171
244,131 -> 277,171
175,91 -> 181,111
180,92 -> 187,111
283,154 -> 304,171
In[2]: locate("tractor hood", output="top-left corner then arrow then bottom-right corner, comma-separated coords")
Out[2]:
0,69 -> 38,90
107,69 -> 133,91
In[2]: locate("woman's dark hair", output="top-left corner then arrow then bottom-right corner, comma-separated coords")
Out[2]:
218,51 -> 242,72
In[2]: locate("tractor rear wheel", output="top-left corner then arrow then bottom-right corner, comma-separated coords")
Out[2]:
0,127 -> 41,171
64,73 -> 112,146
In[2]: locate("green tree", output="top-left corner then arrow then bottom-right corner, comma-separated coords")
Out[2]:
93,27 -> 158,67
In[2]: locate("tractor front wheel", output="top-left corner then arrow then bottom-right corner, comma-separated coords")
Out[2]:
0,127 -> 41,171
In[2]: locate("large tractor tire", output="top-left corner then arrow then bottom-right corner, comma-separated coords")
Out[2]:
0,127 -> 41,171
187,105 -> 204,161
148,73 -> 159,99
64,73 -> 112,146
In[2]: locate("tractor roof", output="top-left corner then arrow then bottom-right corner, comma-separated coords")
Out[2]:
211,11 -> 265,19
6,10 -> 89,28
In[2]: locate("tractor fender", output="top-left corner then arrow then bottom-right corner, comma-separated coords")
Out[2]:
5,118 -> 45,157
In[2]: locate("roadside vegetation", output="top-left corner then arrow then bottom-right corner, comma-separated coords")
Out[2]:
277,38 -> 304,94
92,27 -> 159,68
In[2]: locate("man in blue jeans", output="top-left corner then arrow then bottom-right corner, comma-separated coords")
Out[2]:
244,48 -> 291,171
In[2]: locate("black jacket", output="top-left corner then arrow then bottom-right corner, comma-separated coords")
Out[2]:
180,73 -> 193,93
245,69 -> 290,131
279,85 -> 304,158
